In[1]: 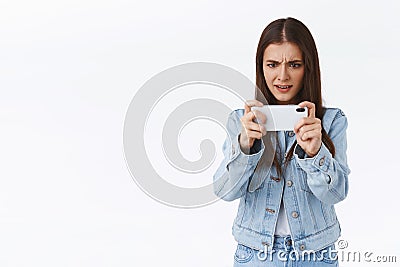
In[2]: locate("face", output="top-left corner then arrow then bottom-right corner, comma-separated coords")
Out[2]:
263,42 -> 305,104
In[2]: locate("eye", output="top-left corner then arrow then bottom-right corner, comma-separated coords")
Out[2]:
266,63 -> 277,68
289,62 -> 302,68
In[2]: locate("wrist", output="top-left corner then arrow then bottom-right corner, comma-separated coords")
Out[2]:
238,133 -> 251,154
306,144 -> 322,158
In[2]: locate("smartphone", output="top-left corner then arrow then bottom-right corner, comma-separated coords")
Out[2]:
250,105 -> 308,131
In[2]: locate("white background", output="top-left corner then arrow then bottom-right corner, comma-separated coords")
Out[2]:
1,0 -> 399,266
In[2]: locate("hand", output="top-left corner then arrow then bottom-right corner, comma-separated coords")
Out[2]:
294,101 -> 322,157
239,100 -> 267,152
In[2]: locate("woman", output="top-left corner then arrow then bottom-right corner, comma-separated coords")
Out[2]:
213,17 -> 350,266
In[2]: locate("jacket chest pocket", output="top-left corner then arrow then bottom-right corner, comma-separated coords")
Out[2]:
294,163 -> 312,193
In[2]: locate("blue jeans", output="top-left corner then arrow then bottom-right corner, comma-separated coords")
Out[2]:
233,235 -> 339,266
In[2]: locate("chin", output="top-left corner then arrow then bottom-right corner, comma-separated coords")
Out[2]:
275,96 -> 294,104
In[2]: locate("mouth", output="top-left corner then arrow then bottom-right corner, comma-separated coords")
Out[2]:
274,85 -> 293,92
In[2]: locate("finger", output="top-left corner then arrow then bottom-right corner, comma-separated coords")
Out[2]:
297,123 -> 321,136
243,110 -> 256,122
299,129 -> 321,142
241,128 -> 263,140
245,129 -> 264,139
240,114 -> 265,131
244,99 -> 264,114
252,109 -> 267,124
245,121 -> 266,134
294,117 -> 320,132
298,101 -> 316,118
243,109 -> 267,124
244,105 -> 251,114
297,124 -> 321,138
245,99 -> 264,107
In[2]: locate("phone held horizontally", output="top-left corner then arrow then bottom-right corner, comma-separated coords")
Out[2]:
250,105 -> 308,131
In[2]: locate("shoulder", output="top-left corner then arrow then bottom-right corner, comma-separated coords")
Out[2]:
323,107 -> 346,120
322,107 -> 348,133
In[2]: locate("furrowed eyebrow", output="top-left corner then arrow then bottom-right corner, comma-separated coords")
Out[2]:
288,60 -> 303,63
265,59 -> 303,63
265,60 -> 280,63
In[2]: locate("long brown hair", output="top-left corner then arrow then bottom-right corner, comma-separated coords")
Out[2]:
255,17 -> 335,177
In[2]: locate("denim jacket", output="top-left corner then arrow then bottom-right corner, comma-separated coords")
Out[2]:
213,107 -> 350,253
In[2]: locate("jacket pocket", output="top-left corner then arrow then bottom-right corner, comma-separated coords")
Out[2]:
321,203 -> 336,225
294,164 -> 312,193
234,244 -> 254,264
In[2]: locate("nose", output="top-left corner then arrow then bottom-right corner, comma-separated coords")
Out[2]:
277,65 -> 289,81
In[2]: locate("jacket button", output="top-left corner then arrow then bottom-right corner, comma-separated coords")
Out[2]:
286,180 -> 293,187
292,211 -> 299,218
288,131 -> 295,137
319,157 -> 325,166
299,244 -> 306,250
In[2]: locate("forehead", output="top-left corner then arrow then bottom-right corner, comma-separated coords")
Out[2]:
263,42 -> 303,60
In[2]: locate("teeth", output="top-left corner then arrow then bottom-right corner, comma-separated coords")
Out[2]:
277,85 -> 290,89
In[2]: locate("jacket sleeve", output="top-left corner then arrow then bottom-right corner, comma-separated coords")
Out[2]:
213,110 -> 265,201
294,110 -> 351,204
